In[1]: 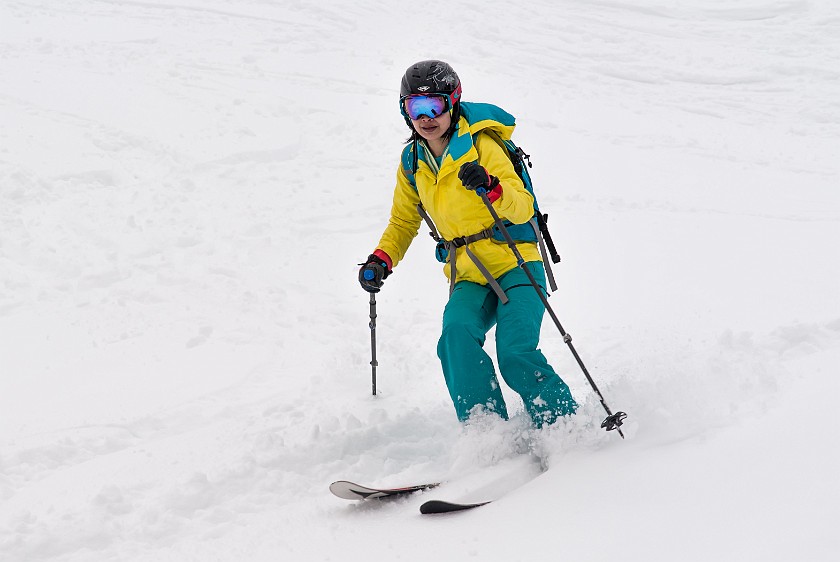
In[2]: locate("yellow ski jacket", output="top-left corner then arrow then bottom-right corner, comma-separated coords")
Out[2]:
376,102 -> 541,286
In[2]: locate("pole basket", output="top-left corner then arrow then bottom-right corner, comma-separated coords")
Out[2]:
601,411 -> 628,433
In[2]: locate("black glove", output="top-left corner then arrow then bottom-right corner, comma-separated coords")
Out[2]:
458,161 -> 500,192
358,254 -> 390,293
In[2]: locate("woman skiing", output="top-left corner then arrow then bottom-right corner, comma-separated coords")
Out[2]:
359,60 -> 577,428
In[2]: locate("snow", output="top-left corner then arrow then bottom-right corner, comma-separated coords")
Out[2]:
1,0 -> 839,560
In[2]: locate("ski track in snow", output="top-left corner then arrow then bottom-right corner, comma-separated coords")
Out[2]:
1,0 -> 839,560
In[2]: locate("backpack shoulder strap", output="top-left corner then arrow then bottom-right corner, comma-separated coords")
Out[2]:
475,130 -> 534,193
400,143 -> 418,191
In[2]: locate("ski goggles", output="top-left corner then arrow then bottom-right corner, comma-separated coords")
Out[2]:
400,85 -> 462,120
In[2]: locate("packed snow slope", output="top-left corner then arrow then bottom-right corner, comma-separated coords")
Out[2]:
2,0 -> 839,560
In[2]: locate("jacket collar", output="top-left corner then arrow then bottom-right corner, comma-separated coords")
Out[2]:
402,102 -> 517,180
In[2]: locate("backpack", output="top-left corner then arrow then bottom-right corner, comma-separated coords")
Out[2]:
481,130 -> 562,266
403,103 -> 562,299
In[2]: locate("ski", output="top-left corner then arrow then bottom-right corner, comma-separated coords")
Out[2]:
418,452 -> 546,515
329,480 -> 440,501
419,499 -> 492,514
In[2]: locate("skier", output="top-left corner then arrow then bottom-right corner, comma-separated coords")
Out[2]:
358,60 -> 577,428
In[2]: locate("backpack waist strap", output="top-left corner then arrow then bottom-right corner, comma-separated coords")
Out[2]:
417,202 -> 509,304
442,228 -> 509,305
447,228 -> 494,248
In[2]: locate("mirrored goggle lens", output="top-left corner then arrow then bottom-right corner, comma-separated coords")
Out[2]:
403,95 -> 448,120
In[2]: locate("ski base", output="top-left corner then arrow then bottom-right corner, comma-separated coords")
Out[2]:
329,480 -> 439,501
419,499 -> 492,514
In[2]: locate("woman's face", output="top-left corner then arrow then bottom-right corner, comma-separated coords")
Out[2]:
411,111 -> 452,144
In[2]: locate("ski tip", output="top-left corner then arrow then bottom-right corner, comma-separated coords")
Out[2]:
419,499 -> 492,514
329,481 -> 369,500
330,480 -> 441,501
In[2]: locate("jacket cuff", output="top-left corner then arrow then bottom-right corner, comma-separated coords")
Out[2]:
373,249 -> 393,271
486,183 -> 503,203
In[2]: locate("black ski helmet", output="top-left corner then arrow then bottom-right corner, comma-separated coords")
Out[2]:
399,60 -> 462,147
400,60 -> 461,98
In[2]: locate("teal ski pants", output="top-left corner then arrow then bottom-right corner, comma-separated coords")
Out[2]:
437,262 -> 578,427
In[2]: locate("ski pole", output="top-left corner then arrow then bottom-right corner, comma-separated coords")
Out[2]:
475,188 -> 627,437
369,292 -> 378,396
